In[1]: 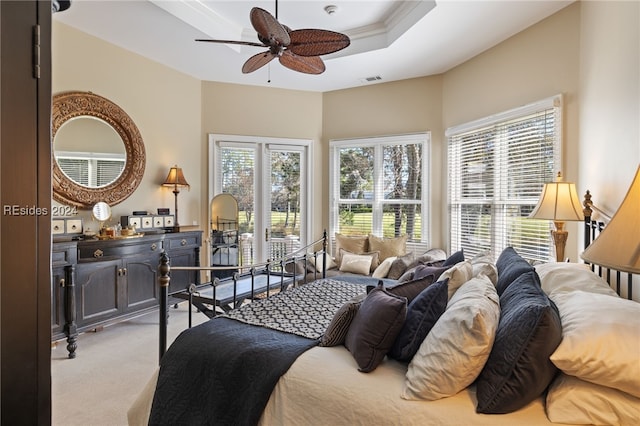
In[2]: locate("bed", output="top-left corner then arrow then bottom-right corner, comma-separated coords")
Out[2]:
128,191 -> 640,426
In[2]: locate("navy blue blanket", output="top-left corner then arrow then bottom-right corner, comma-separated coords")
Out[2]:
149,317 -> 317,425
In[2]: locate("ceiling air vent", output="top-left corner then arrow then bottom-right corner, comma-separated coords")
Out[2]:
360,75 -> 383,84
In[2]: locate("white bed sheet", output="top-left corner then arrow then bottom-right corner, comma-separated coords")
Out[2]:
259,345 -> 569,426
128,345 -> 570,425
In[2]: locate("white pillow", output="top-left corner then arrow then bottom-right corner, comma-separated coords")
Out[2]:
372,256 -> 396,278
339,252 -> 373,275
549,290 -> 640,397
534,262 -> 618,297
546,373 -> 640,425
438,261 -> 473,300
402,275 -> 500,401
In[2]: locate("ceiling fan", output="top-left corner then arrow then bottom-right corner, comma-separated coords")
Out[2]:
196,1 -> 350,75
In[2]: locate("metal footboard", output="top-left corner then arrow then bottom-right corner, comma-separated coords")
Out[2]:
158,231 -> 329,362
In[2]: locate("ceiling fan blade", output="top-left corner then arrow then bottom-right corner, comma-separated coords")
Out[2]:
288,29 -> 350,56
279,51 -> 325,74
250,7 -> 290,47
196,39 -> 266,48
242,50 -> 277,73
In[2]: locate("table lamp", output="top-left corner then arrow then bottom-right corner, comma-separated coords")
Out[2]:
529,172 -> 583,261
162,165 -> 190,227
581,165 -> 640,273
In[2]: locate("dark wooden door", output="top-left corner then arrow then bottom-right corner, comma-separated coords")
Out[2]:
0,1 -> 53,424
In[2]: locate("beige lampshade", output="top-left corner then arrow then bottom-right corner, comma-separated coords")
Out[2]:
529,173 -> 584,222
162,165 -> 190,189
581,165 -> 640,274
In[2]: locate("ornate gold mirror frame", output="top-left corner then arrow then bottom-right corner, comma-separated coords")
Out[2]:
52,91 -> 146,208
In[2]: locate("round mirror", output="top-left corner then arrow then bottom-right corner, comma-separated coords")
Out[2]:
52,91 -> 146,208
55,116 -> 126,188
92,202 -> 112,222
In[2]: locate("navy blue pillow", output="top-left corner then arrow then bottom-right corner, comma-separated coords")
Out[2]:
475,271 -> 562,414
495,247 -> 534,295
442,249 -> 464,267
388,279 -> 449,362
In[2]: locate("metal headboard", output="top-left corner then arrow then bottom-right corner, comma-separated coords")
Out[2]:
582,190 -> 635,300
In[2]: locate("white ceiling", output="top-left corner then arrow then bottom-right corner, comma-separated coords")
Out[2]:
53,0 -> 573,92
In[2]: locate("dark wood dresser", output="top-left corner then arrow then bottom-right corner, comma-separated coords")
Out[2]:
52,230 -> 202,358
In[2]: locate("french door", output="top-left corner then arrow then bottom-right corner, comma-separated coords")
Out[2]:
209,134 -> 311,266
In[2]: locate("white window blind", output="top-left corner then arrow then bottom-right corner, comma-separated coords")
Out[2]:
57,152 -> 124,188
446,95 -> 562,262
217,147 -> 256,233
330,133 -> 430,252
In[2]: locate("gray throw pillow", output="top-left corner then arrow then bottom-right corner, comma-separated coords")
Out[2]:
320,294 -> 365,347
344,285 -> 407,372
387,254 -> 415,280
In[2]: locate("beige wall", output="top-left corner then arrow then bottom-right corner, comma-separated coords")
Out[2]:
53,0 -> 639,266
53,22 -> 202,231
578,0 -> 640,211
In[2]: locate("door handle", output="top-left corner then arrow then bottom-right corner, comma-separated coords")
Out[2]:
265,228 -> 269,242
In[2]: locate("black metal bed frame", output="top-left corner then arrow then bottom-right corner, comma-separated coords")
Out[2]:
157,231 -> 330,361
582,190 -> 636,300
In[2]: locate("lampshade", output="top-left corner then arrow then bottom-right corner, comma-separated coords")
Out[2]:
162,165 -> 190,188
581,165 -> 640,274
529,173 -> 584,222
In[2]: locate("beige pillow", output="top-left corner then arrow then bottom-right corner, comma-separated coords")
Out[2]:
368,234 -> 408,262
402,275 -> 500,401
470,251 -> 498,286
308,252 -> 337,273
549,290 -> 640,397
438,261 -> 474,300
546,373 -> 640,425
334,233 -> 368,265
372,256 -> 396,278
339,251 -> 379,275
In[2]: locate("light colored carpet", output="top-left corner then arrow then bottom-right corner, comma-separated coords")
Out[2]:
52,303 -> 208,426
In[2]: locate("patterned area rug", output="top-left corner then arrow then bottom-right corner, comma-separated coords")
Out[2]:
222,278 -> 366,339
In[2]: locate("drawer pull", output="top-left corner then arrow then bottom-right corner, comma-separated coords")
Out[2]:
150,243 -> 158,251
93,249 -> 104,258
181,239 -> 187,246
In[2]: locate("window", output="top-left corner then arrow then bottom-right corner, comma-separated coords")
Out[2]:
446,95 -> 562,262
56,151 -> 125,188
330,133 -> 430,251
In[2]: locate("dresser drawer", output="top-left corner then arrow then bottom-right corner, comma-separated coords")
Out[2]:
78,238 -> 163,261
164,233 -> 201,250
